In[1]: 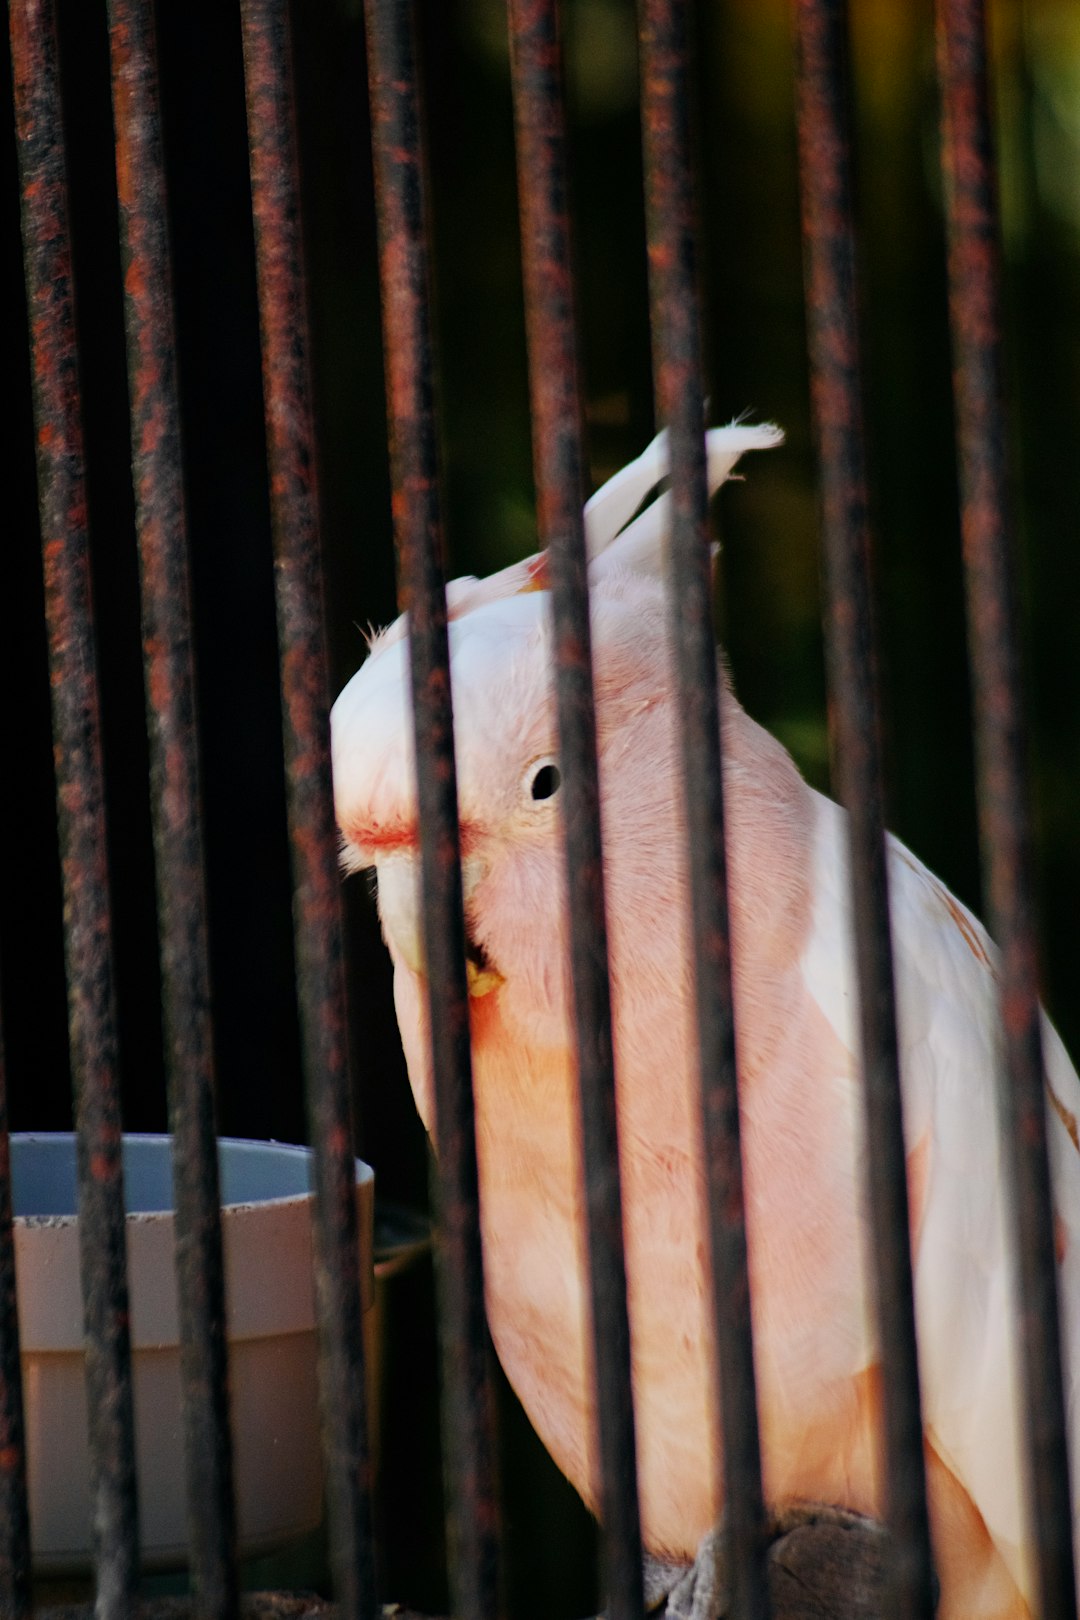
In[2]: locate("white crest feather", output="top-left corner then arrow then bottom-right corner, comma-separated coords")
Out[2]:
345,420 -> 783,661
585,421 -> 783,580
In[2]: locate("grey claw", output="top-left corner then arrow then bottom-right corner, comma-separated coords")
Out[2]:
643,1555 -> 692,1613
666,1525 -> 731,1620
642,1525 -> 732,1620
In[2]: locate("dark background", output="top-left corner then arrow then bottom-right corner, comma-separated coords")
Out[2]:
2,0 -> 1079,1612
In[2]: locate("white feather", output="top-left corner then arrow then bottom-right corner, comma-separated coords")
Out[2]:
585,422 -> 783,579
350,420 -> 784,650
800,789 -> 1080,1605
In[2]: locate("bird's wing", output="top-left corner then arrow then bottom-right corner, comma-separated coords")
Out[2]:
799,788 -> 1080,1605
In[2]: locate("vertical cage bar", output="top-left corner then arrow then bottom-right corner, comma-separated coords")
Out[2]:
363,4 -> 500,1619
239,2 -> 377,1614
791,4 -> 936,1617
0,979 -> 31,1620
9,1 -> 142,1611
504,6 -> 644,1620
636,3 -> 769,1615
935,3 -> 1077,1615
104,1 -> 239,1612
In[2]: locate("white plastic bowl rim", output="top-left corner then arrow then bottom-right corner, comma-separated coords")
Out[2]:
11,1132 -> 375,1350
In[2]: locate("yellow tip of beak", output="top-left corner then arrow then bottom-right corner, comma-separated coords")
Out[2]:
466,958 -> 504,999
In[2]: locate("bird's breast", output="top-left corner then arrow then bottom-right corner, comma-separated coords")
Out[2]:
466,934 -> 881,1559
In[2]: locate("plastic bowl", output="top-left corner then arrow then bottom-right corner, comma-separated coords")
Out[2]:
12,1133 -> 374,1576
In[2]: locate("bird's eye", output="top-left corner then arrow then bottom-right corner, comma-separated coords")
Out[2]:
526,759 -> 562,802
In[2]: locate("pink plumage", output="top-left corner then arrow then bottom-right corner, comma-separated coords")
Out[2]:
332,427 -> 1080,1620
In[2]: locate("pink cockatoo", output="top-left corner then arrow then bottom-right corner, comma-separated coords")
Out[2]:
331,426 -> 1080,1620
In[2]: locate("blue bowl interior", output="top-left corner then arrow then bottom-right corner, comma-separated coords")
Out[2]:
11,1134 -> 317,1218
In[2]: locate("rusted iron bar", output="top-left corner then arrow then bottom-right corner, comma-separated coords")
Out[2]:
363,4 -> 500,1619
0,978 -> 31,1620
505,5 -> 644,1619
792,5 -> 935,1617
239,3 -> 377,1615
9,1 -> 142,1612
636,2 -> 769,1614
935,3 -> 1077,1614
105,2 -> 238,1613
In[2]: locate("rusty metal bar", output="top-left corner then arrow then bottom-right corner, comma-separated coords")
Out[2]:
239,2 -> 377,1614
636,2 -> 769,1614
935,3 -> 1077,1615
105,1 -> 239,1612
505,5 -> 644,1619
363,4 -> 500,1619
791,4 -> 936,1617
9,1 -> 142,1611
0,977 -> 31,1620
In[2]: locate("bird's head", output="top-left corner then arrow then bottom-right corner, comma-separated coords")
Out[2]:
330,422 -> 782,1048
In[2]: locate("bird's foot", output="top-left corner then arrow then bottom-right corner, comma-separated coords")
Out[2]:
643,1521 -> 729,1620
643,1503 -> 897,1620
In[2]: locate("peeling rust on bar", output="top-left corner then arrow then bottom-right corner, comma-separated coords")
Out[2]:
9,0 -> 141,1610
505,5 -> 644,1619
105,0 -> 239,1611
240,2 -> 377,1614
363,3 -> 500,1618
936,2 -> 1077,1615
637,1 -> 770,1614
792,4 -> 936,1617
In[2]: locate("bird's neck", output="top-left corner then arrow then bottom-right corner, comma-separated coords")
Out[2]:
719,687 -> 818,1002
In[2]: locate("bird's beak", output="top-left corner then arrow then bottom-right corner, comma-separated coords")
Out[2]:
376,852 -> 503,999
376,854 -> 426,977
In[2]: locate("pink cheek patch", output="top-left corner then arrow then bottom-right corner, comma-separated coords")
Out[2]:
342,819 -> 417,854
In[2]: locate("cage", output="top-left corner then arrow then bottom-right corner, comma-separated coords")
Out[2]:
3,0 -> 1079,1617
